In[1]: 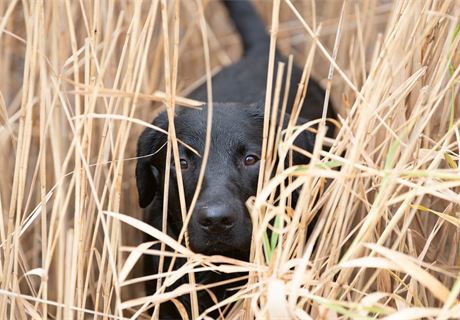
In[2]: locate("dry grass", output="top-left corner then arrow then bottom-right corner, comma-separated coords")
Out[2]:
0,0 -> 459,319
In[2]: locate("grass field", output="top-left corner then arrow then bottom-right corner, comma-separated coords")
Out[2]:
0,0 -> 459,319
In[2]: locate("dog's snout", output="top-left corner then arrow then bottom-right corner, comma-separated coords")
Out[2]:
197,205 -> 235,232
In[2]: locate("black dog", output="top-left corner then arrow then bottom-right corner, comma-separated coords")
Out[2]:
136,1 -> 335,318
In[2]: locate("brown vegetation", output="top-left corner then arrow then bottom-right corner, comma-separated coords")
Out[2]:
0,0 -> 459,319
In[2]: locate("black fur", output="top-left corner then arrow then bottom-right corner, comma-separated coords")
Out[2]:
136,1 -> 335,318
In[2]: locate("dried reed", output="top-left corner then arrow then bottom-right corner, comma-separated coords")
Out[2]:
0,0 -> 459,319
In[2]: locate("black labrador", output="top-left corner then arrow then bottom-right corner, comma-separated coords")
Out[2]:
136,0 -> 335,318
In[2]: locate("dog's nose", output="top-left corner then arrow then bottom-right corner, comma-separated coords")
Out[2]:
197,205 -> 235,232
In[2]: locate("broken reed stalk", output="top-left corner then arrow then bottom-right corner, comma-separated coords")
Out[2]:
0,0 -> 459,319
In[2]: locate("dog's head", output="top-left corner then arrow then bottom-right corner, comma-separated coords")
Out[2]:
136,103 -> 316,260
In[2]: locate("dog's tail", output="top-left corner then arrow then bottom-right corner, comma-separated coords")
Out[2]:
222,0 -> 269,53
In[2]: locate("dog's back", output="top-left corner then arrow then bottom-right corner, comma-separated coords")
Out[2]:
189,0 -> 334,124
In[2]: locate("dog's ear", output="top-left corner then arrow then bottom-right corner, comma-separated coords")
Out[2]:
136,115 -> 168,208
283,115 -> 317,165
246,100 -> 317,165
136,129 -> 158,208
136,158 -> 156,208
246,100 -> 318,164
245,99 -> 265,121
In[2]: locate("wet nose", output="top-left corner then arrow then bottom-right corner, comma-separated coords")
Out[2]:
197,205 -> 236,232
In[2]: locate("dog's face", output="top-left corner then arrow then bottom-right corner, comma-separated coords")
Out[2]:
136,103 -> 314,260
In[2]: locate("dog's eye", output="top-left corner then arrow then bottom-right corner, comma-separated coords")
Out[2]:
243,155 -> 259,166
179,158 -> 189,170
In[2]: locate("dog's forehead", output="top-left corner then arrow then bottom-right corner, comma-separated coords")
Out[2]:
175,103 -> 264,142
